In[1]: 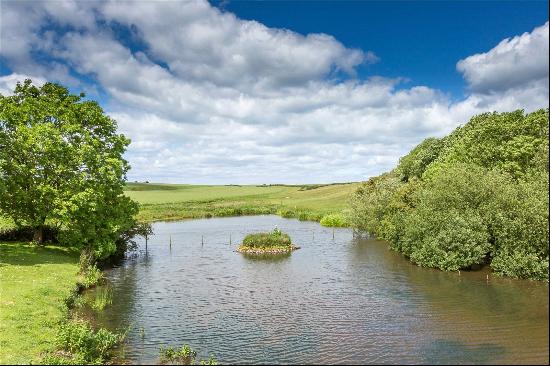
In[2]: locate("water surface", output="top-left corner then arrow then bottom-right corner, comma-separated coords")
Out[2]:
92,216 -> 549,364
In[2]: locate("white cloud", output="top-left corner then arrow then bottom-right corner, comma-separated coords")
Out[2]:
0,1 -> 548,183
0,73 -> 46,95
101,0 -> 372,91
457,22 -> 549,95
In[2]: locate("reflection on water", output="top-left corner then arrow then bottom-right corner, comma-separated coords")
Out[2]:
94,215 -> 549,365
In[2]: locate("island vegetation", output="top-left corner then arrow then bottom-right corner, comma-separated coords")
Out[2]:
237,228 -> 299,254
348,109 -> 549,281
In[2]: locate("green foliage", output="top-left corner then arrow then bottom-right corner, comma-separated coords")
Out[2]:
0,79 -> 138,260
78,265 -> 104,289
159,344 -> 217,365
348,172 -> 403,237
91,286 -> 113,311
43,320 -> 123,365
398,164 -> 498,270
485,171 -> 549,280
319,213 -> 348,227
241,229 -> 292,248
397,137 -> 445,181
159,344 -> 197,364
350,109 -> 549,280
424,109 -> 549,179
199,356 -> 219,365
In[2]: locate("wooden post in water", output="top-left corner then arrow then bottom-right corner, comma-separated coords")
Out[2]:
332,228 -> 335,240
229,233 -> 232,245
202,235 -> 204,246
312,231 -> 314,240
145,233 -> 148,253
169,235 -> 172,251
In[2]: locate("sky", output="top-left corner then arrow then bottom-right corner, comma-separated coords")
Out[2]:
0,0 -> 548,184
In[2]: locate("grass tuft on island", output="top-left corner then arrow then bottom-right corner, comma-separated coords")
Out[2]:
237,228 -> 299,255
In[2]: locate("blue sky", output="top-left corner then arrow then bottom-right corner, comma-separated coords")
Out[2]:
0,0 -> 548,184
215,0 -> 548,98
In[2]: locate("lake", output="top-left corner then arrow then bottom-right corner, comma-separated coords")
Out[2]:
89,215 -> 549,364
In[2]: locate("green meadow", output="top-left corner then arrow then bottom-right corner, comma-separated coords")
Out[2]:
0,242 -> 80,364
125,182 -> 360,224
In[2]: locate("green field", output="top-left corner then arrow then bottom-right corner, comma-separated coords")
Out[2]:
0,242 -> 79,364
124,182 -> 361,223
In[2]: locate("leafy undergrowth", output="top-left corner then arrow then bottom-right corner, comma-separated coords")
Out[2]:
159,344 -> 217,365
41,320 -> 124,365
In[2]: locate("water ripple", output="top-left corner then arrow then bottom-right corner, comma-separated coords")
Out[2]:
95,215 -> 548,365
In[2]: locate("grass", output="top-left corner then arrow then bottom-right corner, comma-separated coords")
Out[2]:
237,229 -> 299,254
125,182 -> 360,224
0,242 -> 80,364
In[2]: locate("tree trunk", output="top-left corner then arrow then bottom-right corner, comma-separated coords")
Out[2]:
33,226 -> 44,244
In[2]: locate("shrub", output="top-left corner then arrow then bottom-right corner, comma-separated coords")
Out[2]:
320,213 -> 348,227
79,265 -> 104,289
42,320 -> 123,364
276,208 -> 296,218
159,344 -> 217,365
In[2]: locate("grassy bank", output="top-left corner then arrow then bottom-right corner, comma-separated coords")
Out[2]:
125,182 -> 359,225
0,242 -> 79,364
0,241 -> 124,364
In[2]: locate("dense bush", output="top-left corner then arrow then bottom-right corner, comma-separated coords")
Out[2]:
320,213 -> 348,227
350,109 -> 549,280
397,137 -> 445,181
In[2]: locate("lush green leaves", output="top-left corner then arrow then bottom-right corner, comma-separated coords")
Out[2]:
0,79 -> 138,260
397,137 -> 445,181
350,109 -> 549,280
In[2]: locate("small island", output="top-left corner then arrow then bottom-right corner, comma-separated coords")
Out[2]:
237,228 -> 300,254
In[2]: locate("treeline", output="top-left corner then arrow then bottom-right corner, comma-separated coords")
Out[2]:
349,109 -> 549,280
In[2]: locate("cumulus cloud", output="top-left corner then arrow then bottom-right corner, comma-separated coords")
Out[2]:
457,21 -> 549,94
101,0 -> 371,91
0,0 -> 548,183
0,73 -> 46,95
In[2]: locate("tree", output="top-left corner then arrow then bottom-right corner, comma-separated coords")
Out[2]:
397,137 -> 445,181
349,109 -> 549,280
0,79 -> 137,260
